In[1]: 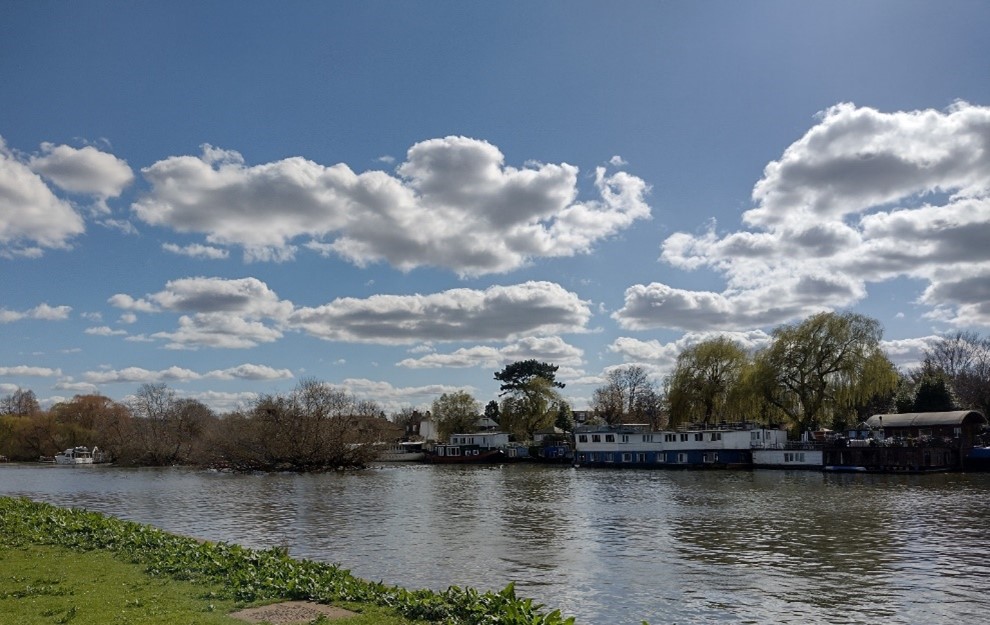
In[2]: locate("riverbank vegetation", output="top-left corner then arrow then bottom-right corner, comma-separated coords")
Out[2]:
0,497 -> 576,625
2,313 -> 989,468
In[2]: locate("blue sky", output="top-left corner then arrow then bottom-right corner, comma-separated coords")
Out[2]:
2,1 -> 990,414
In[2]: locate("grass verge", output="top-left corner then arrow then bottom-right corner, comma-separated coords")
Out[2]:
0,496 -> 575,625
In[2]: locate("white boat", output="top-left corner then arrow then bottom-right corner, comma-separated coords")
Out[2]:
378,441 -> 426,462
54,446 -> 97,465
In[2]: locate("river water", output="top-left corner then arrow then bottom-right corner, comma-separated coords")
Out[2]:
2,463 -> 988,625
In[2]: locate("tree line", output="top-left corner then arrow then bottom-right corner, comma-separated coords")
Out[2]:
592,313 -> 990,433
3,311 -> 989,469
0,379 -> 394,469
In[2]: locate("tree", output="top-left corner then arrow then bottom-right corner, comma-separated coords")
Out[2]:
210,379 -> 380,471
1,388 -> 40,417
494,360 -> 564,396
431,391 -> 480,442
752,312 -> 899,433
666,337 -> 749,426
484,400 -> 501,424
499,377 -> 566,441
125,383 -> 208,466
591,365 -> 658,425
923,332 -> 990,416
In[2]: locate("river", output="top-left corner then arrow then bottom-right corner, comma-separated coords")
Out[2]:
2,463 -> 988,624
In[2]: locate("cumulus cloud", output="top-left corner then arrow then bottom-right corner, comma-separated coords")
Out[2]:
109,277 -> 590,350
85,326 -> 128,336
83,363 -> 292,384
615,102 -> 990,331
0,366 -> 62,377
397,335 -> 584,369
0,303 -> 72,323
290,281 -> 592,344
109,277 -> 292,349
162,242 -> 230,260
28,142 -> 133,198
131,137 -> 651,275
0,139 -> 85,256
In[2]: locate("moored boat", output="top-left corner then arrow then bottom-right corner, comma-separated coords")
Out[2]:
573,423 -> 787,469
378,441 -> 427,462
54,446 -> 97,465
424,431 -> 511,464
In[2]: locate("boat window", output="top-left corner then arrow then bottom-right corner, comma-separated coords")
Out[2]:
665,434 -> 676,442
677,453 -> 687,463
694,433 -> 703,441
622,453 -> 632,462
621,435 -> 630,443
679,433 -> 688,442
636,453 -> 646,463
605,434 -> 615,442
578,435 -> 588,443
710,432 -> 722,441
592,434 -> 601,442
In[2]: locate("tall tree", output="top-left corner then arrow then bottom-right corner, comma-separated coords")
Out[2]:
924,332 -> 990,416
499,377 -> 566,441
753,312 -> 899,432
431,391 -> 480,442
591,365 -> 658,425
494,360 -> 564,396
666,337 -> 749,426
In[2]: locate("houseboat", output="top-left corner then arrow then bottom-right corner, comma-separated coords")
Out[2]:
424,431 -> 511,464
573,423 -> 787,469
378,441 -> 426,462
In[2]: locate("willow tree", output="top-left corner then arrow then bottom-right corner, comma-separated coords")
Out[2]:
753,312 -> 899,433
666,337 -> 749,427
499,377 -> 566,441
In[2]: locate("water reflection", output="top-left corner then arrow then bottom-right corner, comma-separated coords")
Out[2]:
3,463 -> 990,624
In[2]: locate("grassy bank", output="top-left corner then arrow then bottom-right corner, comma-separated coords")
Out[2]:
0,497 -> 575,625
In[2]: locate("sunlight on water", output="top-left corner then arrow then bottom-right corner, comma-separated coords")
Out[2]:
3,464 -> 989,624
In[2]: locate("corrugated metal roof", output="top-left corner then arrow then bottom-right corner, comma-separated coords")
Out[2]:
866,411 -> 987,428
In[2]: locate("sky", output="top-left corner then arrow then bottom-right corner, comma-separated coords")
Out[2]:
2,1 -> 990,415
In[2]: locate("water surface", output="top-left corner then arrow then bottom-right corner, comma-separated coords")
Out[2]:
3,463 -> 988,624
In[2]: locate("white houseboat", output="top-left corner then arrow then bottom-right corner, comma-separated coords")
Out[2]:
573,423 -> 787,469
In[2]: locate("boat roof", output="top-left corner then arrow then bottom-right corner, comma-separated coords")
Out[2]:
866,411 -> 987,428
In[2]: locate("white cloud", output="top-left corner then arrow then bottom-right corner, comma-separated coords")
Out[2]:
396,337 -> 584,370
290,281 -> 592,344
28,142 -> 133,198
162,242 -> 230,260
85,326 -> 128,336
204,364 -> 293,380
0,366 -> 62,377
152,313 -> 283,350
131,137 -> 651,276
0,303 -> 72,323
616,102 -> 990,331
54,380 -> 100,394
0,138 -> 86,256
83,366 -> 201,384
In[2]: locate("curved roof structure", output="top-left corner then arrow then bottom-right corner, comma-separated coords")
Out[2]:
866,411 -> 987,428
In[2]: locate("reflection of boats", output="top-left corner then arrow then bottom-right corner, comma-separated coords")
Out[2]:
54,446 -> 97,465
378,441 -> 426,462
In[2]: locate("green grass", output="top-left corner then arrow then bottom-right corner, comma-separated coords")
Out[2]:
0,497 -> 576,625
0,543 -> 244,625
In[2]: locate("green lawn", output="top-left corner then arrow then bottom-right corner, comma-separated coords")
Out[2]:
0,543 -> 245,625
